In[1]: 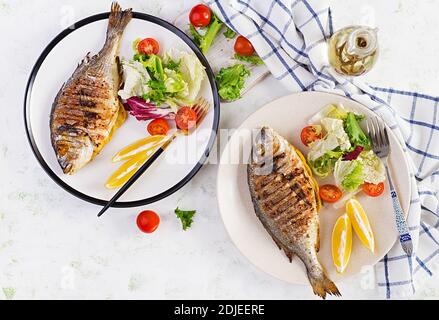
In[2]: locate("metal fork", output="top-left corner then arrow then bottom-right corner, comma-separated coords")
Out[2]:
97,97 -> 211,217
366,117 -> 413,256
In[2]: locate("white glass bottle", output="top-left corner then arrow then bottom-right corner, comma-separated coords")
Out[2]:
328,26 -> 379,76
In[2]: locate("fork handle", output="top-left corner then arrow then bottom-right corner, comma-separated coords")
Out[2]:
385,163 -> 412,243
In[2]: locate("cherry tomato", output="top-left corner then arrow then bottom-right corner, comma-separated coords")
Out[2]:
136,210 -> 160,234
363,182 -> 385,197
300,125 -> 323,146
189,4 -> 212,27
319,184 -> 343,203
234,36 -> 255,56
175,107 -> 197,131
147,119 -> 170,136
137,38 -> 160,55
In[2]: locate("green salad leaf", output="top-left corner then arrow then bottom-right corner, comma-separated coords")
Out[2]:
164,58 -> 181,71
325,104 -> 348,119
358,150 -> 386,184
215,64 -> 250,101
118,59 -> 151,100
234,53 -> 264,65
175,207 -> 197,231
190,14 -> 223,54
308,149 -> 344,177
307,117 -> 351,165
223,26 -> 237,39
134,54 -> 165,80
334,159 -> 365,192
344,112 -> 371,148
130,50 -> 204,109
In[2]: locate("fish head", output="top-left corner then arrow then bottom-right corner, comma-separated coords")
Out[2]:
251,126 -> 283,175
52,132 -> 94,175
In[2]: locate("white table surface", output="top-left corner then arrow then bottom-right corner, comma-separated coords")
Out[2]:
0,0 -> 438,300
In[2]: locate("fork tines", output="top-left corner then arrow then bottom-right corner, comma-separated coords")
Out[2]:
192,97 -> 210,126
366,117 -> 390,157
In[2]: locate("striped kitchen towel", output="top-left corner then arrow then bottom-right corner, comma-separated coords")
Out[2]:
206,0 -> 439,298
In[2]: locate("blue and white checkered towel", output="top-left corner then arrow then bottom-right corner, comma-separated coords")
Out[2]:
206,0 -> 439,298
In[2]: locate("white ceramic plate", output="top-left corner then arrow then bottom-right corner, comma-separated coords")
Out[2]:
217,92 -> 411,284
24,12 -> 220,207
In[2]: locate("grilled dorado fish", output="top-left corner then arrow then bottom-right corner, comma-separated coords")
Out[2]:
50,3 -> 132,174
247,126 -> 340,299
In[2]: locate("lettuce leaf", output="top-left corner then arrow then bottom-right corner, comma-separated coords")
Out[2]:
308,149 -> 344,177
358,150 -> 386,184
164,49 -> 205,110
234,53 -> 264,65
334,159 -> 364,192
215,64 -> 250,101
118,59 -> 151,100
129,50 -> 204,110
344,112 -> 371,148
308,117 -> 351,162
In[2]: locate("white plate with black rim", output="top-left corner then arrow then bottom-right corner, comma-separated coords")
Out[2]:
24,10 -> 220,207
217,92 -> 411,285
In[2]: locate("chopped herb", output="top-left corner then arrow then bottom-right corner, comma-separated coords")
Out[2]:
175,207 -> 197,231
234,53 -> 264,65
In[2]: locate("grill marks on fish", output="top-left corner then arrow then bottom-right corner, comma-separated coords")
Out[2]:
248,127 -> 340,299
50,2 -> 132,174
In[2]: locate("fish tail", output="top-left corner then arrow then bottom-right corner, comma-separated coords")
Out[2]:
107,2 -> 132,40
308,272 -> 341,299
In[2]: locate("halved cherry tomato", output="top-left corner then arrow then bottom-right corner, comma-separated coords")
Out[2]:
137,210 -> 160,234
300,125 -> 323,146
319,184 -> 343,203
175,107 -> 197,131
363,182 -> 385,197
137,38 -> 160,55
234,36 -> 255,56
189,4 -> 212,27
147,119 -> 170,136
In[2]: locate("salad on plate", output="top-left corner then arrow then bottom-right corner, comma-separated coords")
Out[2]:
301,104 -> 386,203
118,37 -> 206,118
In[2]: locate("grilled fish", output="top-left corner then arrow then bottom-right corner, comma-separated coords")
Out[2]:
50,2 -> 132,174
247,126 -> 340,299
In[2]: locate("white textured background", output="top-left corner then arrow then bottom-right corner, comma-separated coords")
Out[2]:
0,0 -> 438,299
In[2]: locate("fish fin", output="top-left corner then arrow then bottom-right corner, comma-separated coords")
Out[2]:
285,251 -> 294,263
308,273 -> 341,299
270,236 -> 295,262
107,2 -> 132,40
315,225 -> 321,252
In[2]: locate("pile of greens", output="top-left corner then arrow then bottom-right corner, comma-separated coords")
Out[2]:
215,64 -> 250,101
306,104 -> 385,193
118,47 -> 205,112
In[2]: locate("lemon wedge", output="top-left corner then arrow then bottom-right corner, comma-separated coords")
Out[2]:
105,152 -> 149,189
332,213 -> 353,274
112,135 -> 165,163
346,198 -> 375,253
